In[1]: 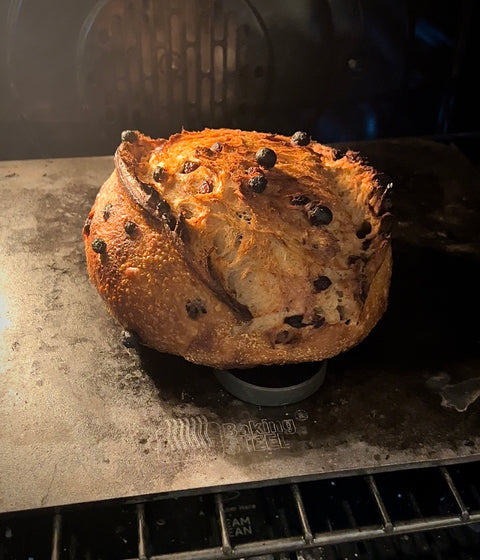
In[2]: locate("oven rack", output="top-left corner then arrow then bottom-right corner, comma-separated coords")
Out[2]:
1,461 -> 479,560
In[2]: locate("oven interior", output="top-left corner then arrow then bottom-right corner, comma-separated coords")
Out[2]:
0,0 -> 478,160
0,1 -> 479,559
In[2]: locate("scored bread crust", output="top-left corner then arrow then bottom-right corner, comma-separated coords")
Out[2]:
83,129 -> 393,369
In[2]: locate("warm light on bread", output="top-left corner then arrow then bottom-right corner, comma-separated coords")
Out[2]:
83,128 -> 393,368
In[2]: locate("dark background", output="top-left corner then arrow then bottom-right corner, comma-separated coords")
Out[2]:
0,0 -> 478,161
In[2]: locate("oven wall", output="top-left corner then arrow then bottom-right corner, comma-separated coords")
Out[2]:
0,0 -> 478,160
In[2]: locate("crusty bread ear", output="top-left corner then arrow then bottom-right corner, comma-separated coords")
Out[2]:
83,129 -> 392,369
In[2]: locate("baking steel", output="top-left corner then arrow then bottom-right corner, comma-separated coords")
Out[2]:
1,138 -> 479,514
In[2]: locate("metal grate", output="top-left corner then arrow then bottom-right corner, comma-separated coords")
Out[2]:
76,0 -> 271,134
1,462 -> 479,559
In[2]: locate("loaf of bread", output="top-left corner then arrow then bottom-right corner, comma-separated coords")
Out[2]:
83,128 -> 393,369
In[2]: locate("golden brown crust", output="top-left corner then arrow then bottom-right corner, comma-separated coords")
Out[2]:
83,129 -> 392,369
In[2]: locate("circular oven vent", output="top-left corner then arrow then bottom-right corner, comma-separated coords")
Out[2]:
76,0 -> 272,136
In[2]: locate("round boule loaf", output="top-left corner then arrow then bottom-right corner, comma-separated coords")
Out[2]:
83,128 -> 393,369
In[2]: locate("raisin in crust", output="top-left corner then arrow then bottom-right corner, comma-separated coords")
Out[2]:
83,129 -> 392,369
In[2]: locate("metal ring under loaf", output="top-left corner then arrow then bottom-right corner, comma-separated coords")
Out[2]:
213,361 -> 327,406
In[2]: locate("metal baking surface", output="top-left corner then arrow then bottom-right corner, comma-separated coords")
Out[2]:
1,138 -> 479,514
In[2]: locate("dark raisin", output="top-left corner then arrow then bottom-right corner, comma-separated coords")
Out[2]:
356,220 -> 372,238
147,189 -> 160,206
162,212 -> 177,231
103,203 -> 112,221
182,161 -> 200,174
124,220 -> 137,235
83,217 -> 92,235
198,146 -> 214,157
248,174 -> 268,193
156,198 -> 171,214
313,275 -> 332,292
305,202 -> 333,226
121,330 -> 139,348
153,165 -> 166,182
140,182 -> 158,205
121,130 -> 138,143
211,142 -> 223,152
91,238 -> 106,254
291,131 -> 310,146
348,255 -> 362,265
379,213 -> 395,236
290,195 -> 311,206
198,180 -> 213,194
362,239 -> 371,251
186,298 -> 207,320
284,315 -> 306,328
140,181 -> 153,194
255,148 -> 277,169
